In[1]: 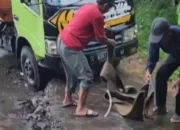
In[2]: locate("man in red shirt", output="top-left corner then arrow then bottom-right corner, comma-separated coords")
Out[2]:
58,0 -> 116,117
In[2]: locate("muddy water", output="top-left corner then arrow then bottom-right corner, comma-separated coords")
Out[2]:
1,48 -> 180,130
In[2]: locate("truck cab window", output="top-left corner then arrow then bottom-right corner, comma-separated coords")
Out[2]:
45,0 -> 61,6
25,0 -> 40,15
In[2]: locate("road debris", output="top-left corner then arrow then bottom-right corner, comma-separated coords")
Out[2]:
16,87 -> 66,130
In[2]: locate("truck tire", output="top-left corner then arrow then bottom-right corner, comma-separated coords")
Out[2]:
20,46 -> 43,90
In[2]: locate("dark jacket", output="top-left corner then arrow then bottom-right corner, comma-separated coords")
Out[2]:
146,25 -> 180,74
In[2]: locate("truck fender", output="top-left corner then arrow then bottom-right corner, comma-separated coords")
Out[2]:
15,36 -> 31,59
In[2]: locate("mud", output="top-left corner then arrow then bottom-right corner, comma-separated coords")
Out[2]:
1,48 -> 180,130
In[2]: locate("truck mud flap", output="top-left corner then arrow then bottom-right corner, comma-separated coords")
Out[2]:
100,38 -> 154,120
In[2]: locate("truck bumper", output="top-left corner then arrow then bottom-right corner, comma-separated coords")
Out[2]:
87,38 -> 138,66
38,54 -> 60,70
38,38 -> 138,70
116,38 -> 138,59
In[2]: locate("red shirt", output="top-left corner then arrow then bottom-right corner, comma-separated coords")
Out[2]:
59,4 -> 105,51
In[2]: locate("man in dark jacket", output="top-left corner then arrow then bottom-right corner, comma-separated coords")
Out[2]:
144,17 -> 180,122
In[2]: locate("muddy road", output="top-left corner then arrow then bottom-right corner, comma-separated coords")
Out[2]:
0,48 -> 180,130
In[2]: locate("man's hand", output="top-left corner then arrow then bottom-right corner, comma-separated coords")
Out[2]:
0,17 -> 4,22
144,70 -> 152,84
171,78 -> 180,97
104,25 -> 110,31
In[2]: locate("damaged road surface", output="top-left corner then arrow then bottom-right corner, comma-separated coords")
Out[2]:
1,48 -> 180,130
0,49 -> 66,130
0,49 -> 30,130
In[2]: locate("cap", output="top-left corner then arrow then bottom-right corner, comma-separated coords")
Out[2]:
149,17 -> 170,43
97,0 -> 116,8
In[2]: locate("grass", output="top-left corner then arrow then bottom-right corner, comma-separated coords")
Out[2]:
135,0 -> 179,80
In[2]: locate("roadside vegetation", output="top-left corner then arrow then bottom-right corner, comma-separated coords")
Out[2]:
135,0 -> 179,80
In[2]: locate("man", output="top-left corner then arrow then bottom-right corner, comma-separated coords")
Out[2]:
58,0 -> 116,117
144,17 -> 180,122
171,78 -> 180,122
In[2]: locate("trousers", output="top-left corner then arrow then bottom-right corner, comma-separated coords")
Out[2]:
155,55 -> 180,115
57,38 -> 93,93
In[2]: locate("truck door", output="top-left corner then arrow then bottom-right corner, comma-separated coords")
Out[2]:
11,0 -> 45,57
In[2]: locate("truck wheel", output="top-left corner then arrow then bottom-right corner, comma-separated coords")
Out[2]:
20,46 -> 42,90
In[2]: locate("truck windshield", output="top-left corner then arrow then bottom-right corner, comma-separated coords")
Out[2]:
43,0 -> 96,7
44,0 -> 84,6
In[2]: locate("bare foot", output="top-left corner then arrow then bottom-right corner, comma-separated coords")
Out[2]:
62,100 -> 77,108
63,98 -> 73,106
62,94 -> 77,108
170,114 -> 180,123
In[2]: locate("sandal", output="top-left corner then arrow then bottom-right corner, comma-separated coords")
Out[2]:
61,101 -> 77,108
73,109 -> 99,117
170,114 -> 180,123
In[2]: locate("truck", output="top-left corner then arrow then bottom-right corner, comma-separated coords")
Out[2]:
0,0 -> 138,90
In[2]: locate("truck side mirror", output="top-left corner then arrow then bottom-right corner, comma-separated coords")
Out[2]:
20,0 -> 31,5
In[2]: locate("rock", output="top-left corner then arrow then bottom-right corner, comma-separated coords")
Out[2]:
15,100 -> 27,110
5,70 -> 10,75
39,100 -> 45,107
37,122 -> 47,129
22,120 -> 26,124
16,87 -> 66,130
13,80 -> 18,84
31,97 -> 40,108
46,107 -> 51,118
25,83 -> 28,88
32,123 -> 41,130
32,114 -> 38,120
17,99 -> 35,112
20,72 -> 24,76
26,113 -> 38,121
37,91 -> 44,97
33,106 -> 46,116
26,114 -> 32,120
43,96 -> 49,105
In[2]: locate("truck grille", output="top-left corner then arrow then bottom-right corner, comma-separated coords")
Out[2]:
83,32 -> 123,54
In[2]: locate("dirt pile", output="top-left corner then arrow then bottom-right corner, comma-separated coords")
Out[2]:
16,85 -> 66,130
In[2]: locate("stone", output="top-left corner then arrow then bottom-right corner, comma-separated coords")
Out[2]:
37,122 -> 46,129
32,123 -> 41,130
33,106 -> 46,116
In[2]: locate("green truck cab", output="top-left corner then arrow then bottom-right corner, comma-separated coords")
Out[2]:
0,0 -> 138,90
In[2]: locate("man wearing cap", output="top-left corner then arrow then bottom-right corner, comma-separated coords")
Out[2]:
145,17 -> 180,122
58,0 -> 116,117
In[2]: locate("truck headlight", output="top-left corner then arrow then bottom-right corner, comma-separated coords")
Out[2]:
123,25 -> 137,43
45,39 -> 58,55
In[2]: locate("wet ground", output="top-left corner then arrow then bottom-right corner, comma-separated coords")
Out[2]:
0,48 -> 180,130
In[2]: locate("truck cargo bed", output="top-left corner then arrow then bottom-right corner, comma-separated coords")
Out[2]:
0,0 -> 13,22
